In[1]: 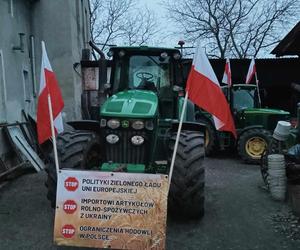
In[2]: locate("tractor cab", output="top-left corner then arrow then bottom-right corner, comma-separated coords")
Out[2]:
105,46 -> 185,119
222,84 -> 259,112
221,84 -> 289,131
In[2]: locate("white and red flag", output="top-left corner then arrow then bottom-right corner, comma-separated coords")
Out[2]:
186,46 -> 236,138
246,58 -> 256,84
222,58 -> 232,86
37,41 -> 64,144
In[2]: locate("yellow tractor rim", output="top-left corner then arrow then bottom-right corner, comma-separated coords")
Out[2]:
205,128 -> 210,148
245,136 -> 267,159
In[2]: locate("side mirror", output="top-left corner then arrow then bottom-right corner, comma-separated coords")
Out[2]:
173,85 -> 183,92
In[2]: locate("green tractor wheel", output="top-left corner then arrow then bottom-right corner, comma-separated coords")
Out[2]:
45,130 -> 102,207
237,128 -> 271,164
168,130 -> 205,219
196,118 -> 218,156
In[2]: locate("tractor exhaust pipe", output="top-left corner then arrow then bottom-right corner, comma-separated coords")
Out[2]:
89,41 -> 105,60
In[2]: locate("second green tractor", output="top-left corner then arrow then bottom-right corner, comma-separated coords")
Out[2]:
197,84 -> 290,163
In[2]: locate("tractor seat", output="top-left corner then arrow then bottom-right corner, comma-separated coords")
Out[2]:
137,80 -> 157,91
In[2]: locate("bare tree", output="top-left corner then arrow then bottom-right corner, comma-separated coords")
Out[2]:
90,0 -> 133,50
165,0 -> 299,58
90,0 -> 159,51
122,8 -> 159,46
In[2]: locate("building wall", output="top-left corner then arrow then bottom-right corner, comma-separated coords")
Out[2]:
0,0 -> 34,123
31,0 -> 91,121
0,0 -> 90,159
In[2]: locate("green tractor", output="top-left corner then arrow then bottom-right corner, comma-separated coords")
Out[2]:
45,44 -> 206,219
196,84 -> 290,163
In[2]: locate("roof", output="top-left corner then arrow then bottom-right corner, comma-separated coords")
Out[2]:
222,84 -> 257,89
109,46 -> 179,53
271,22 -> 300,57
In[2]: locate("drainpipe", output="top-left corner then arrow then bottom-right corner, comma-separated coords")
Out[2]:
29,35 -> 37,97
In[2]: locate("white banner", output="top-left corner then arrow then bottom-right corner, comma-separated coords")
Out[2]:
54,170 -> 168,249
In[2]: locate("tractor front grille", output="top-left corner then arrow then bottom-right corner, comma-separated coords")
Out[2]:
103,129 -> 150,164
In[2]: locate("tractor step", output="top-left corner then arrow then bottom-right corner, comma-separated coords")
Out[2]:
219,132 -> 231,150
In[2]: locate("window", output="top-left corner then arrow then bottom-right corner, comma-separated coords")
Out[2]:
233,88 -> 255,110
23,69 -> 34,114
128,55 -> 170,90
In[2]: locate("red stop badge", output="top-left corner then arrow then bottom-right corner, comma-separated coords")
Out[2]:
63,200 -> 77,214
64,177 -> 79,191
61,224 -> 75,238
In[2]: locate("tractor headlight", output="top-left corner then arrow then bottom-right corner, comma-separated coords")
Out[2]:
131,135 -> 144,145
107,119 -> 120,129
173,52 -> 181,60
145,120 -> 154,130
132,120 -> 144,130
160,52 -> 168,59
106,134 -> 119,144
119,50 -> 126,57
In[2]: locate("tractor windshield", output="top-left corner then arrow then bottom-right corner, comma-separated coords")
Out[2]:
128,55 -> 170,91
233,88 -> 255,110
112,53 -> 171,93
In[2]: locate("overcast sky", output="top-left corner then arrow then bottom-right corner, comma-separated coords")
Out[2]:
137,0 -> 181,48
135,0 -> 299,57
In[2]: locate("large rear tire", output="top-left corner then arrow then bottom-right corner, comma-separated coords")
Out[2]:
197,117 -> 218,156
238,128 -> 271,164
45,130 -> 101,207
168,130 -> 205,219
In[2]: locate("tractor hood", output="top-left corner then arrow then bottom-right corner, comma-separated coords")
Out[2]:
242,108 -> 290,116
236,108 -> 290,130
100,90 -> 158,118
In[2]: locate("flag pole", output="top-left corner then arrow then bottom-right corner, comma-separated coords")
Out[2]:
168,90 -> 189,186
47,94 -> 60,175
227,84 -> 231,104
255,72 -> 261,107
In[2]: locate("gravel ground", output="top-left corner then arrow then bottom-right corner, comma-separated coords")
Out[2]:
0,154 -> 299,250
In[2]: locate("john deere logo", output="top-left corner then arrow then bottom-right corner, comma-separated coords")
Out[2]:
122,120 -> 129,128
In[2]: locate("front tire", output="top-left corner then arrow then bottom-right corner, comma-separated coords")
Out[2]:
238,129 -> 271,164
45,130 -> 101,207
168,130 -> 205,219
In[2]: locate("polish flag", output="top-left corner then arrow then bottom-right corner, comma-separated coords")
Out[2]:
37,41 -> 64,144
186,46 -> 236,138
246,58 -> 256,84
222,58 -> 232,86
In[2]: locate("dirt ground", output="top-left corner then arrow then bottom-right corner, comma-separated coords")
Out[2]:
0,154 -> 300,250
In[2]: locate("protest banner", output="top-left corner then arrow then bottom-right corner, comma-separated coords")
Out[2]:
54,170 -> 168,249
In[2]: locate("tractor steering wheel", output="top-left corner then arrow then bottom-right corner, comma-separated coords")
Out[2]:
136,72 -> 154,81
135,72 -> 156,91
